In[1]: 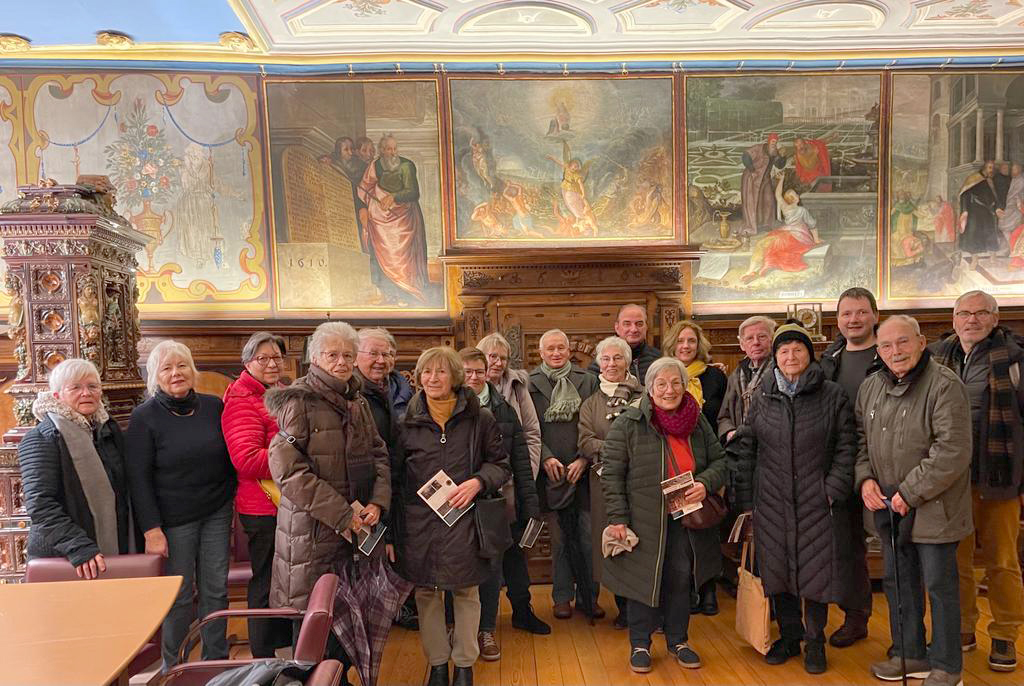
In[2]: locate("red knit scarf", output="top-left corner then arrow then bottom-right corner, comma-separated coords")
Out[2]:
651,392 -> 700,438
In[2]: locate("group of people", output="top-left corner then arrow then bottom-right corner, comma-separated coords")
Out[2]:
16,293 -> 1024,686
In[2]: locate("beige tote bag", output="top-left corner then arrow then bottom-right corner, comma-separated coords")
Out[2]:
735,540 -> 773,655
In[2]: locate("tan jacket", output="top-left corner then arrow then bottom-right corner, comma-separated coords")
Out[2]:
265,368 -> 390,610
497,369 -> 541,479
577,379 -> 644,463
854,358 -> 973,544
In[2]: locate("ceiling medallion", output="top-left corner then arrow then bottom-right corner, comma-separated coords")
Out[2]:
219,31 -> 256,52
96,31 -> 135,49
0,34 -> 30,52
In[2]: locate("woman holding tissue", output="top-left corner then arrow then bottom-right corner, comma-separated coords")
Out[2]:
728,322 -> 857,675
601,357 -> 728,674
397,346 -> 511,686
264,321 -> 390,678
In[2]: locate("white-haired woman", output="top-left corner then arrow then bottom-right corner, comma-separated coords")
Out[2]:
602,357 -> 729,674
126,340 -> 236,670
264,322 -> 390,679
578,336 -> 644,629
478,332 -> 541,479
18,359 -> 131,579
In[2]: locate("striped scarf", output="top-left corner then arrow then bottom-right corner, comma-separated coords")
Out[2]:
935,329 -> 1016,488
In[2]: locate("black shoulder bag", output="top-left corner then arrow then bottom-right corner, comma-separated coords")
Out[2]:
469,416 -> 513,559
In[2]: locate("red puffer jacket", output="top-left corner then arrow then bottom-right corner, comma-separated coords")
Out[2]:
222,370 -> 278,516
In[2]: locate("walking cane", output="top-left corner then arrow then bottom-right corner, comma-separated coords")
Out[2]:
883,497 -> 908,686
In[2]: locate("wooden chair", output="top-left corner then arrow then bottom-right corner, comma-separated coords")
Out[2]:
25,554 -> 166,686
152,572 -> 340,686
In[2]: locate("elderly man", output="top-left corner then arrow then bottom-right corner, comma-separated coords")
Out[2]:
856,315 -> 972,686
930,290 -> 1024,672
531,329 -> 600,619
819,287 -> 885,648
718,315 -> 776,443
588,304 -> 661,382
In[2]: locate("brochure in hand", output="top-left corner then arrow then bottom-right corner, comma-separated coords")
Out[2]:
518,517 -> 545,549
343,500 -> 387,556
417,469 -> 474,527
661,470 -> 703,520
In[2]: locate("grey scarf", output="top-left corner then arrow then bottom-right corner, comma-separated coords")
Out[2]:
540,361 -> 582,422
48,412 -> 119,556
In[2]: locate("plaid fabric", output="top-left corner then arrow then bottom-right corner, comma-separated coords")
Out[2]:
935,329 -> 1016,488
331,556 -> 414,686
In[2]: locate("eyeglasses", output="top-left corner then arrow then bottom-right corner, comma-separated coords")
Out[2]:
63,383 -> 101,394
358,350 -> 395,361
320,351 -> 355,364
954,309 -> 993,320
253,354 -> 283,367
463,368 -> 487,378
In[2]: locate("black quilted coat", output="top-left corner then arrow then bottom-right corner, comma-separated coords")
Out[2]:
729,362 -> 857,603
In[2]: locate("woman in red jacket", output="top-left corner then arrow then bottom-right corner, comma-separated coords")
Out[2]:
222,331 -> 290,658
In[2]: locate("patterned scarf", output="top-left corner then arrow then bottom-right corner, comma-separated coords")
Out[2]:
651,392 -> 700,439
935,330 -> 1016,488
598,374 -> 641,422
540,361 -> 582,422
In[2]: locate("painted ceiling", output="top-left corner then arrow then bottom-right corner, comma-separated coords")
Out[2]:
2,1 -> 1024,60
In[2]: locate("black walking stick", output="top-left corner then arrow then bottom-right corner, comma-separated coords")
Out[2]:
883,497 -> 908,686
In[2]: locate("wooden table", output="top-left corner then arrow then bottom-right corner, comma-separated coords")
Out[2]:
0,575 -> 181,686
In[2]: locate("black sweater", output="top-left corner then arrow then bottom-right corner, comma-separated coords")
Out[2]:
126,394 -> 236,530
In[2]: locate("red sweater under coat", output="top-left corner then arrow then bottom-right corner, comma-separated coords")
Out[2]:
222,370 -> 279,516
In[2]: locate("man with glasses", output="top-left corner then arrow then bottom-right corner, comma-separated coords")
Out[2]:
931,290 -> 1024,672
355,327 -> 418,630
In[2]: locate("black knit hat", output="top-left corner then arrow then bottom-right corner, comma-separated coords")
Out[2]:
772,321 -> 815,361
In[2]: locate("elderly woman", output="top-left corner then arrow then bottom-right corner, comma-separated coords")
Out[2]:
264,322 -> 390,666
221,331 -> 290,659
730,323 -> 857,675
663,319 -> 729,615
18,359 -> 130,579
126,340 -> 236,670
478,332 -> 541,480
398,346 -> 511,686
578,335 -> 644,629
602,357 -> 729,673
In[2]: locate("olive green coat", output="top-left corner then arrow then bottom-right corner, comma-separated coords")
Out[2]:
600,396 -> 729,607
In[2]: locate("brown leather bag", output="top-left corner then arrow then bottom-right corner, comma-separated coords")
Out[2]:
680,491 -> 727,530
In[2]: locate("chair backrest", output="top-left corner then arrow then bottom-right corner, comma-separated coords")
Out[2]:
294,573 -> 340,663
25,554 -> 164,582
306,660 -> 345,686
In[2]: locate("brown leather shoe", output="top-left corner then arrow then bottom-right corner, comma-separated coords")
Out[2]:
828,621 -> 868,648
962,632 -> 977,652
576,601 -> 605,619
553,602 -> 572,619
478,631 -> 500,661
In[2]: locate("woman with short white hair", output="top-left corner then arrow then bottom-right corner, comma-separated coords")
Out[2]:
18,359 -> 131,579
126,340 -> 236,670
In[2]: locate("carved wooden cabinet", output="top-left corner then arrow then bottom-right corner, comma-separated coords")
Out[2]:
0,180 -> 149,582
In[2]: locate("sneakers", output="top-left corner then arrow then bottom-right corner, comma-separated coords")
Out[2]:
553,602 -> 572,619
672,643 -> 702,669
764,638 -> 801,665
510,606 -> 551,635
478,631 -> 500,662
921,668 -> 963,686
989,638 -> 1017,672
629,647 -> 652,673
961,632 -> 977,652
829,621 -> 869,648
870,655 -> 931,681
804,641 -> 827,674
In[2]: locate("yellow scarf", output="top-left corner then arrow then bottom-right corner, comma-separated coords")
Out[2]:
426,393 -> 457,429
685,360 -> 706,407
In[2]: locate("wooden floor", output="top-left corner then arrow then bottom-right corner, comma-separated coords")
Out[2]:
362,585 -> 1020,686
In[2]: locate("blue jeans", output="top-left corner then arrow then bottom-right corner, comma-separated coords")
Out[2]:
161,499 -> 233,670
881,537 -> 961,674
551,507 -> 597,605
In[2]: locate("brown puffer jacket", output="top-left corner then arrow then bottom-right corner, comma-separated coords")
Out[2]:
397,387 -> 511,590
264,365 -> 390,611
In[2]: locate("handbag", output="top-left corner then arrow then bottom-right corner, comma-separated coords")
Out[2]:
735,539 -> 773,655
258,479 -> 281,507
468,415 -> 512,559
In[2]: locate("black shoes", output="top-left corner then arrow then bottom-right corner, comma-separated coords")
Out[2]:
804,641 -> 827,674
427,664 -> 448,686
690,580 -> 719,615
765,638 -> 802,665
511,605 -> 552,635
452,666 -> 473,686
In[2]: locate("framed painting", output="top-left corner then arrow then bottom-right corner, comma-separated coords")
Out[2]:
25,73 -> 269,316
264,77 -> 447,316
686,73 -> 883,313
886,72 -> 1024,308
446,75 -> 679,249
